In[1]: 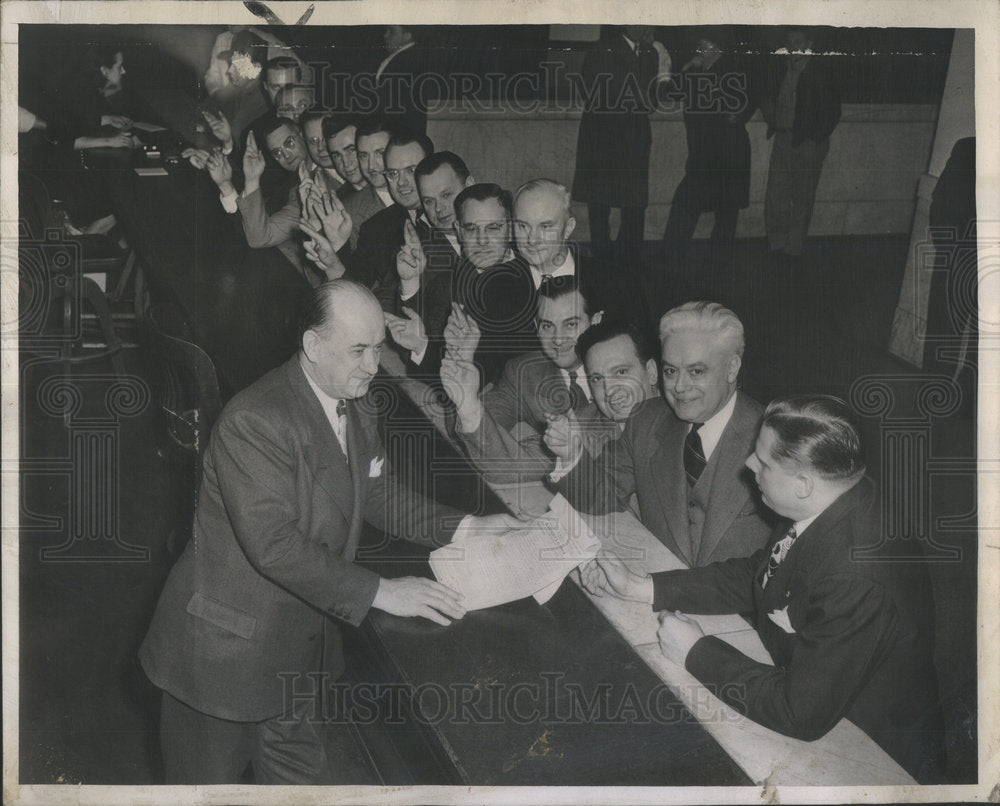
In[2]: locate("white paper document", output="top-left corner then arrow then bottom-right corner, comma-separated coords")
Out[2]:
429,494 -> 601,610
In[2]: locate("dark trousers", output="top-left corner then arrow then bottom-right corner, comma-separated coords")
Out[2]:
160,691 -> 333,784
588,203 -> 646,267
661,175 -> 740,300
764,132 -> 830,255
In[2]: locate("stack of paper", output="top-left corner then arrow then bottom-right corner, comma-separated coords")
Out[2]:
429,495 -> 600,610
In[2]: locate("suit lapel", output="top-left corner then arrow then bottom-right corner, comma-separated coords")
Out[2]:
697,394 -> 755,564
651,413 -> 692,565
289,359 -> 357,526
343,401 -> 370,559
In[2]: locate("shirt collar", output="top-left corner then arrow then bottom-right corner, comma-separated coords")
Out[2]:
690,390 -> 737,461
560,366 -> 591,401
529,248 -> 575,289
302,362 -> 346,435
792,511 -> 822,537
374,185 -> 393,207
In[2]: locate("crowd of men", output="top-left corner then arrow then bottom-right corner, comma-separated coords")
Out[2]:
19,22 -> 946,790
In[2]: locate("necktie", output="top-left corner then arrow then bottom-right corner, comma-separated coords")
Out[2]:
335,399 -> 348,458
761,526 -> 798,589
567,370 -> 586,412
684,423 -> 706,486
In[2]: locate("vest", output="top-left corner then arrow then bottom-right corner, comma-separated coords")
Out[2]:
685,441 -> 723,565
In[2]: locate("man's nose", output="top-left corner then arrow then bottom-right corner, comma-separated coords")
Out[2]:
362,349 -> 379,373
672,371 -> 690,392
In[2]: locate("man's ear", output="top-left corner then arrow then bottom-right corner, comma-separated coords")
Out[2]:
794,472 -> 814,500
564,215 -> 577,241
301,330 -> 320,363
590,309 -> 604,326
727,354 -> 742,384
645,358 -> 658,387
465,175 -> 476,188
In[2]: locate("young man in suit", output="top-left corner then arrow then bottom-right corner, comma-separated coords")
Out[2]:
139,280 -> 517,784
513,178 -> 653,340
440,275 -> 618,484
549,301 -> 773,566
343,118 -> 396,249
581,395 -> 947,783
322,114 -> 369,198
383,151 -> 474,379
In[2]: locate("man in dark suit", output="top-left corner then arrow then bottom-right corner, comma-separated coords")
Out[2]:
760,27 -> 841,263
572,25 -> 659,268
322,114 -> 369,198
549,301 -> 772,567
139,280 -> 516,784
582,395 -> 946,783
441,275 -> 618,485
330,130 -> 434,290
513,178 -> 653,340
383,151 -> 473,380
343,118 -> 396,249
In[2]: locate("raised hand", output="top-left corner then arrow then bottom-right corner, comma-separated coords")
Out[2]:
384,306 -> 428,354
371,576 -> 466,627
300,221 -> 344,279
316,191 -> 352,252
543,409 -> 583,463
439,353 -> 482,426
200,108 -> 233,149
443,303 -> 481,363
206,148 -> 233,187
396,219 -> 427,286
243,130 -> 266,189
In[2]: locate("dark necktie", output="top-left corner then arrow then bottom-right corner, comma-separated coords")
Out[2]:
567,370 -> 586,412
761,526 -> 798,590
335,399 -> 348,457
684,423 -> 706,486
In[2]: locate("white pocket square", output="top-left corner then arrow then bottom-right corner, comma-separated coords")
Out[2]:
368,457 -> 384,478
767,606 -> 795,634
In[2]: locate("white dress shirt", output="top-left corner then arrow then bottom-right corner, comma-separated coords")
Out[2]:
690,390 -> 738,462
304,368 -> 348,458
529,248 -> 576,290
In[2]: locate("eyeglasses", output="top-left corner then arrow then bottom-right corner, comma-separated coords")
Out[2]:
382,165 -> 417,182
269,135 -> 300,160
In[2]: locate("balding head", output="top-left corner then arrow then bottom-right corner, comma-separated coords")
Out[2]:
299,281 -> 385,399
512,178 -> 576,272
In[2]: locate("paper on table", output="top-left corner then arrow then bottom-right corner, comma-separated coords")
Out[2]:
429,494 -> 600,611
134,167 -> 169,176
130,121 -> 168,133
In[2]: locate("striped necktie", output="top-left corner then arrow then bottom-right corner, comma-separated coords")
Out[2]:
334,399 -> 348,458
683,422 -> 706,486
761,526 -> 798,589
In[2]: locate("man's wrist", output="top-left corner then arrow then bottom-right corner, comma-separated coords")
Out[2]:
218,180 -> 237,197
243,180 -> 260,197
456,400 -> 483,434
400,278 -> 420,299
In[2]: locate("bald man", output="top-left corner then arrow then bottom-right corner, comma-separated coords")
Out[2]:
140,280 -> 516,785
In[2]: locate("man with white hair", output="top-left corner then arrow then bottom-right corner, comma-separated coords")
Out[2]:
549,300 -> 772,566
512,178 -> 653,339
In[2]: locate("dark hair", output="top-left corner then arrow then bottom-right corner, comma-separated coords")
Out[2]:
80,45 -> 122,93
414,151 -> 469,184
250,111 -> 299,156
575,319 -> 654,366
384,129 -> 434,161
299,107 -> 331,129
536,274 -> 596,318
297,279 -> 376,344
762,395 -> 866,481
454,183 -> 513,223
322,114 -> 359,141
355,117 -> 396,142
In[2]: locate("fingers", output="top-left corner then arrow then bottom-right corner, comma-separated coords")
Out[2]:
401,306 -> 420,321
383,312 -> 404,326
403,218 -> 420,247
246,131 -> 258,155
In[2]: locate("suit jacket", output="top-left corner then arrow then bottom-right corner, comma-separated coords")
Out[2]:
575,249 -> 654,338
452,255 -> 538,389
651,477 -> 946,783
572,35 -> 658,208
344,184 -> 390,251
764,56 -> 841,146
375,44 -> 429,136
380,228 -> 461,380
340,204 -> 428,292
139,356 -> 463,722
552,393 -> 773,567
458,351 -> 620,484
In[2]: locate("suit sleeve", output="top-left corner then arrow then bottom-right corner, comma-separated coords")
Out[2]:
684,573 -> 896,741
361,427 -> 465,550
211,410 -> 381,627
651,549 -> 767,614
237,185 -> 301,249
457,359 -> 555,483
549,419 -> 638,515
